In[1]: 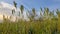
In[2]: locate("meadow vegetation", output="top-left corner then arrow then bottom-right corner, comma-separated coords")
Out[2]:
0,1 -> 60,34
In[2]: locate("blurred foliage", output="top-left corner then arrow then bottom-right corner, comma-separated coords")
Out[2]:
0,1 -> 60,34
0,16 -> 60,34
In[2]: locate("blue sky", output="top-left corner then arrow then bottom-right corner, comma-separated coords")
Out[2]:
0,0 -> 60,10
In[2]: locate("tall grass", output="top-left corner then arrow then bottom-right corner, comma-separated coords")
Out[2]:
0,1 -> 60,34
0,17 -> 59,34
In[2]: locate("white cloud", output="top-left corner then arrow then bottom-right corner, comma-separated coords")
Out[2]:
0,1 -> 15,15
0,1 -> 29,22
0,1 -> 17,22
0,1 -> 15,9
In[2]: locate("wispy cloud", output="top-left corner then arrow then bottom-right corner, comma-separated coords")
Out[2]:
0,1 -> 15,9
0,1 -> 15,15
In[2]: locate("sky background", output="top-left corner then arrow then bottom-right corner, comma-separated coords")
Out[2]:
0,0 -> 60,21
0,0 -> 60,10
